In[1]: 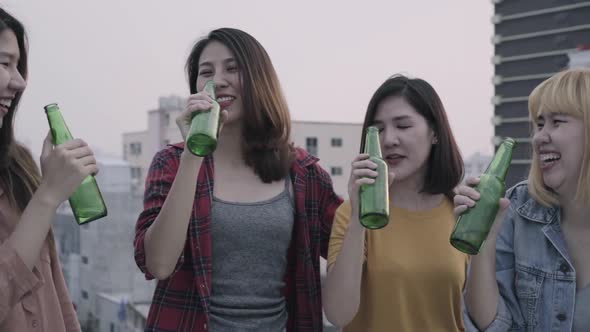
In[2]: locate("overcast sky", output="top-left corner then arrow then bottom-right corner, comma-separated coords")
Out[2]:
3,0 -> 495,160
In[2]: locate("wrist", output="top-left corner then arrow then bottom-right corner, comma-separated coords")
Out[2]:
348,213 -> 366,235
474,236 -> 497,260
33,184 -> 62,210
180,149 -> 203,163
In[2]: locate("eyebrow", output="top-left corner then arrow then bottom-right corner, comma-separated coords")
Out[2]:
537,112 -> 569,120
198,58 -> 236,68
373,115 -> 411,124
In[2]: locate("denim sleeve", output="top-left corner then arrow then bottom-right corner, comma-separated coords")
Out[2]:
463,192 -> 525,331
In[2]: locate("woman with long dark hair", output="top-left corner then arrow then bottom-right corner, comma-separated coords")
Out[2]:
134,28 -> 342,331
0,8 -> 97,331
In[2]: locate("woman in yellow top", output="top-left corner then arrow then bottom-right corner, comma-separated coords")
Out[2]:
323,74 -> 468,331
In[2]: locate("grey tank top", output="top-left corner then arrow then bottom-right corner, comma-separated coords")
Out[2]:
573,285 -> 590,332
209,176 -> 294,332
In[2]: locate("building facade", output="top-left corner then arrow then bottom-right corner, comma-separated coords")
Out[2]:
492,0 -> 590,186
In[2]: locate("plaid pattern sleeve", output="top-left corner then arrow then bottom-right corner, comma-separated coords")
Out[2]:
315,163 -> 343,259
134,147 -> 185,280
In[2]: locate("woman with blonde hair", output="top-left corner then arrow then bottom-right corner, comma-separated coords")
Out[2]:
455,68 -> 590,331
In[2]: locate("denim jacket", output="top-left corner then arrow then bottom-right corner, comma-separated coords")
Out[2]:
464,181 -> 578,332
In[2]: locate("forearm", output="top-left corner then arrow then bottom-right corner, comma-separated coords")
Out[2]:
465,236 -> 500,330
144,151 -> 202,279
323,214 -> 366,327
7,187 -> 58,269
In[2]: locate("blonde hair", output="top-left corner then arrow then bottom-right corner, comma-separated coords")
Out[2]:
527,68 -> 590,206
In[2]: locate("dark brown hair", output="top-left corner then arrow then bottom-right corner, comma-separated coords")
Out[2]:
0,8 -> 41,212
360,74 -> 463,200
186,28 -> 294,183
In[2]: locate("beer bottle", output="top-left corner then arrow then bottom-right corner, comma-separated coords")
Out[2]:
359,126 -> 389,229
44,103 -> 108,225
186,81 -> 220,156
450,138 -> 515,254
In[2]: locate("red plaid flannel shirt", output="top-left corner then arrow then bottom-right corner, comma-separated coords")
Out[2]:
134,143 -> 342,331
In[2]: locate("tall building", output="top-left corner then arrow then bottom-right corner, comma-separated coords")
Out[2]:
123,95 -> 362,198
492,0 -> 590,186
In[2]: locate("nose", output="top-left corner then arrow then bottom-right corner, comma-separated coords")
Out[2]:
381,127 -> 400,148
212,72 -> 229,89
533,125 -> 551,147
9,69 -> 26,92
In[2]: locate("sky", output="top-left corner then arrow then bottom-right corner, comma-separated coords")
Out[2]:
3,0 -> 495,160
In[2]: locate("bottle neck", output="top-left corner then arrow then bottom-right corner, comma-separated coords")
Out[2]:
486,140 -> 514,180
45,107 -> 73,142
204,81 -> 216,100
364,128 -> 382,158
46,109 -> 66,127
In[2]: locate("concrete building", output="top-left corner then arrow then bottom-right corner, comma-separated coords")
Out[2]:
123,95 -> 362,198
53,156 -> 155,331
492,0 -> 590,186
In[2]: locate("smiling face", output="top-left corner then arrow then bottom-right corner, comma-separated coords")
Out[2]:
195,41 -> 243,126
0,28 -> 26,129
532,111 -> 585,196
373,95 -> 436,186
527,69 -> 590,206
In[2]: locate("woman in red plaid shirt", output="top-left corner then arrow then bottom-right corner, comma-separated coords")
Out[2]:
134,28 -> 342,332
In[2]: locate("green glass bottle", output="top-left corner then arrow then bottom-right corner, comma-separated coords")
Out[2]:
186,81 -> 220,156
44,103 -> 108,225
359,126 -> 389,229
450,138 -> 516,254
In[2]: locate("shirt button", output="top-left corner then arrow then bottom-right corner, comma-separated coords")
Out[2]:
557,313 -> 567,321
559,263 -> 569,273
32,320 -> 38,328
204,323 -> 207,330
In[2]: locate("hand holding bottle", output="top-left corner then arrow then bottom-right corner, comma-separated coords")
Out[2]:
348,153 -> 378,212
177,91 -> 228,140
37,132 -> 98,208
449,138 -> 515,254
452,176 -> 511,248
179,81 -> 228,156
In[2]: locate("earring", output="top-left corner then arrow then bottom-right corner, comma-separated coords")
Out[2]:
432,137 -> 438,145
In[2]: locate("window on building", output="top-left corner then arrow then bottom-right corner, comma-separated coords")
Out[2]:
131,167 -> 142,180
306,137 -> 318,156
331,167 -> 343,176
82,256 -> 88,264
110,323 -> 115,332
331,138 -> 342,147
129,142 -> 142,156
164,113 -> 170,126
82,290 -> 88,299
